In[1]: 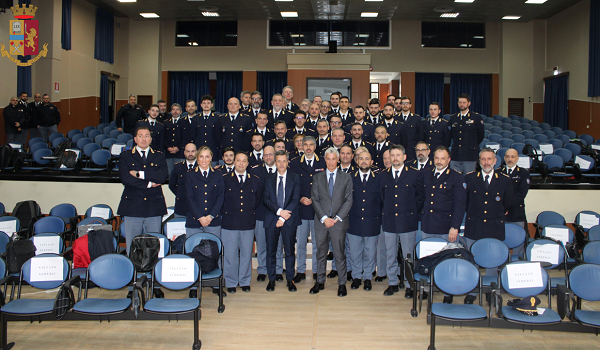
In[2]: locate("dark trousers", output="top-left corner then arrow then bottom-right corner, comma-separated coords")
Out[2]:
266,225 -> 296,282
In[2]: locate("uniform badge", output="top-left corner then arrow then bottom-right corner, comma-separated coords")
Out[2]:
526,178 -> 530,184
495,196 -> 501,201
239,127 -> 243,132
481,120 -> 484,124
463,183 -> 467,189
466,120 -> 474,124
222,128 -> 226,133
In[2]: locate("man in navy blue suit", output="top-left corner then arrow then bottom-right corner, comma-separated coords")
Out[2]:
449,93 -> 485,174
135,104 -> 165,152
193,95 -> 222,162
168,143 -> 197,219
263,150 -> 302,292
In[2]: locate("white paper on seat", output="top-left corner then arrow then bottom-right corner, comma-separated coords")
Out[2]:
65,149 -> 81,158
506,262 -> 543,289
166,221 -> 185,240
162,208 -> 175,222
575,156 -> 591,170
537,307 -> 546,315
111,144 -> 125,156
159,238 -> 165,258
161,258 -> 194,282
8,143 -> 22,149
529,244 -> 559,265
517,156 -> 531,169
544,227 -> 570,246
33,236 -> 61,255
0,221 -> 17,236
418,241 -> 447,258
90,207 -> 110,219
579,213 -> 600,229
591,144 -> 600,151
488,143 -> 500,151
539,144 -> 554,154
30,256 -> 64,282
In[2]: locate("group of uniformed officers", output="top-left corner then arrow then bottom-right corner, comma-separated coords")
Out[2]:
116,88 -> 530,303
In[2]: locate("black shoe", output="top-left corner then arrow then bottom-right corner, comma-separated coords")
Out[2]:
464,295 -> 476,304
266,281 -> 276,292
287,281 -> 297,292
212,288 -> 227,297
327,252 -> 334,260
127,291 -> 133,298
375,275 -> 387,282
153,288 -> 164,298
347,271 -> 353,281
383,285 -> 399,296
443,295 -> 454,304
227,287 -> 237,294
327,270 -> 338,278
275,274 -> 284,281
189,289 -> 197,298
363,280 -> 372,291
337,285 -> 347,297
293,273 -> 306,283
404,287 -> 413,299
351,278 -> 362,289
372,270 -> 377,276
312,273 -> 317,280
241,286 -> 251,292
310,283 -> 325,294
256,274 -> 266,282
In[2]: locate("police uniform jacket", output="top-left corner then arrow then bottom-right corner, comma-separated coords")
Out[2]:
464,171 -> 514,240
350,140 -> 375,158
33,103 -> 60,127
3,104 -> 26,134
289,150 -> 303,162
349,170 -> 382,237
192,112 -> 222,156
379,119 -> 403,146
157,112 -> 171,124
246,127 -> 275,148
289,154 -> 326,220
136,119 -> 165,151
265,137 -> 295,153
185,167 -> 225,228
177,116 -> 195,156
116,104 -> 146,135
423,117 -> 451,151
286,127 -> 317,140
220,114 -> 254,152
248,150 -> 264,168
336,111 -> 355,128
18,100 -> 31,128
221,171 -> 262,230
380,166 -> 424,234
285,102 -> 300,113
306,117 -> 323,130
408,159 -> 435,171
398,113 -> 424,161
117,147 -> 168,218
501,165 -> 530,222
372,141 -> 391,169
267,109 -> 294,129
163,117 -> 184,159
315,135 -> 333,155
263,171 -> 302,228
241,108 -> 266,120
345,121 -> 375,144
449,112 -> 485,162
421,168 -> 467,235
28,101 -> 42,128
168,161 -> 195,216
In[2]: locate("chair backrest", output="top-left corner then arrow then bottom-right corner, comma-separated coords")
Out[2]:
77,217 -> 108,226
433,259 -> 480,296
539,123 -> 551,131
511,142 -> 525,154
163,217 -> 186,240
556,134 -> 570,145
103,126 -> 117,135
542,130 -> 556,139
522,130 -> 534,139
523,139 -> 539,148
0,216 -> 20,234
553,148 -> 572,163
542,154 -> 563,170
76,137 -> 94,151
503,223 -> 527,249
564,143 -> 581,156
568,263 -> 600,301
94,134 -> 109,145
520,123 -> 532,131
33,216 -> 66,235
49,203 -> 78,222
414,237 -> 448,260
510,121 -> 522,128
490,126 -> 503,134
184,232 -> 222,254
499,130 -> 513,138
509,115 -> 520,121
500,261 -> 549,298
525,239 -> 565,270
582,242 -> 600,265
491,121 -> 503,127
101,138 -> 118,149
494,154 -> 502,169
496,148 -> 508,160
0,233 -> 10,255
153,255 -> 199,290
109,120 -> 117,127
109,129 -> 123,139
31,232 -> 64,254
533,134 -> 549,143
67,129 -> 82,139
116,133 -> 133,143
48,133 -> 65,144
145,232 -> 170,258
536,211 -> 566,227
488,133 -> 502,142
28,137 -> 45,148
548,139 -> 563,150
82,142 -> 101,157
579,134 -> 595,146
493,115 -> 503,121
530,120 -> 540,127
97,123 -> 109,130
479,138 -> 489,149
484,123 -> 492,131
82,126 -> 96,136
499,138 -> 514,148
88,129 -> 102,140
71,133 -> 87,144
90,149 -> 112,166
589,226 -> 600,241
32,148 -> 52,165
501,117 -> 512,123
85,204 -> 113,219
126,139 -> 134,148
562,130 -> 577,139
510,128 -> 523,136
574,211 -> 600,232
575,155 -> 595,171
22,254 -> 69,289
538,142 -> 554,155
29,142 -> 49,154
87,254 -> 134,289
470,238 -> 510,269
110,143 -> 126,156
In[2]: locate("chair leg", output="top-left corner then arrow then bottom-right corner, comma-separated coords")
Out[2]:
217,278 -> 225,313
192,309 -> 201,350
411,281 -> 419,317
428,315 -> 436,350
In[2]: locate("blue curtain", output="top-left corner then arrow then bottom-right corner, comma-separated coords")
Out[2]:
449,74 -> 491,117
543,75 -> 569,131
17,0 -> 31,96
61,0 -> 72,50
169,71 -> 210,109
94,7 -> 114,64
100,74 -> 109,124
589,0 -> 600,96
257,71 -> 288,110
415,73 -> 445,117
216,71 -> 243,114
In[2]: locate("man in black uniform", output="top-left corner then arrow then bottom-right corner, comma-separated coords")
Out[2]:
347,106 -> 374,143
136,104 -> 164,151
248,133 -> 265,168
193,95 -> 222,160
395,97 -> 423,162
367,98 -> 382,125
381,103 -> 402,145
116,95 -> 146,135
17,91 -> 33,143
34,94 -> 61,143
164,103 -> 185,175
423,102 -> 450,152
220,97 -> 253,153
449,93 -> 484,174
157,99 -> 171,123
282,86 -> 299,113
336,96 -> 354,128
409,141 -> 434,171
287,110 -> 316,139
372,125 -> 391,169
28,93 -> 42,138
502,149 -> 530,257
246,111 -> 275,147
3,97 -> 26,143
265,120 -> 294,153
267,94 -> 294,129
168,143 -> 197,219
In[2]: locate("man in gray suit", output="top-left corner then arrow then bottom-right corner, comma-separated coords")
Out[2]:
310,147 -> 354,297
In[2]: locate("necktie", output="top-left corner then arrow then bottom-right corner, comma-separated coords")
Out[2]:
343,168 -> 348,173
435,172 -> 440,179
328,172 -> 335,198
378,144 -> 382,152
231,115 -> 235,122
277,176 -> 285,208
485,174 -> 490,189
362,173 -> 367,183
275,112 -> 279,120
257,153 -> 262,161
141,150 -> 146,161
320,138 -> 324,146
508,168 -> 513,175
239,174 -> 244,184
420,164 -> 424,170
268,168 -> 273,174
307,160 -> 312,168
354,143 -> 359,149
203,171 -> 207,178
188,163 -> 194,170
404,116 -> 407,122
227,167 -> 232,173
150,122 -> 154,126
387,123 -> 391,129
431,120 -> 435,126
254,110 -> 258,117
395,170 -> 399,180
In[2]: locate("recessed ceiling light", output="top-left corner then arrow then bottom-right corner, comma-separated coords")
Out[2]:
140,13 -> 159,18
275,0 -> 293,2
503,15 -> 521,20
455,0 -> 474,3
202,11 -> 220,17
459,44 -> 473,47
118,0 -> 136,2
525,0 -> 547,3
188,42 -> 198,46
281,11 -> 298,17
356,34 -> 369,38
440,13 -> 459,18
361,12 -> 378,18
290,34 -> 304,38
365,0 -> 383,2
177,34 -> 189,38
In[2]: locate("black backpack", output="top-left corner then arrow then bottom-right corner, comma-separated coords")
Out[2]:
11,200 -> 42,237
186,239 -> 219,273
416,247 -> 476,276
6,239 -> 36,274
52,141 -> 72,157
129,234 -> 160,272
0,145 -> 12,169
55,150 -> 79,169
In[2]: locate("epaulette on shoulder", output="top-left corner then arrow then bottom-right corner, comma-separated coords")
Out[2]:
466,170 -> 476,175
175,160 -> 185,165
408,166 -> 418,171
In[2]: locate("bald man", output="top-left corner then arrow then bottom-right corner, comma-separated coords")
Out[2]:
220,97 -> 254,152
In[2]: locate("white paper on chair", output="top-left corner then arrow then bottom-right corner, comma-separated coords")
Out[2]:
591,144 -> 600,151
66,149 -> 81,158
506,262 -> 543,289
0,221 -> 17,236
8,143 -> 22,149
90,207 -> 110,220
575,156 -> 591,170
517,156 -> 531,169
162,208 -> 174,223
539,144 -> 554,155
111,144 -> 125,156
33,236 -> 61,255
579,213 -> 600,229
488,144 -> 500,151
529,244 -> 559,265
30,256 -> 64,282
161,258 -> 194,282
544,227 -> 569,246
159,238 -> 165,258
419,242 -> 447,258
166,221 -> 185,240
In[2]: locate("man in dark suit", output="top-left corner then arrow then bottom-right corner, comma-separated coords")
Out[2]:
263,151 -> 302,292
248,133 -> 265,168
395,97 -> 423,162
32,94 -> 60,143
283,86 -> 300,113
164,103 -> 185,175
168,143 -> 197,219
265,120 -> 295,153
502,149 -> 530,257
267,94 -> 294,129
286,110 -> 317,139
116,95 -> 146,135
136,104 -> 165,152
381,103 -> 403,145
408,141 -> 434,171
117,126 -> 168,254
336,96 -> 355,128
380,144 -> 424,297
220,97 -> 254,153
449,93 -> 485,174
3,96 -> 26,143
347,106 -> 375,143
310,147 -> 354,297
315,119 -> 333,155
372,125 -> 391,170
423,102 -> 450,152
193,95 -> 222,161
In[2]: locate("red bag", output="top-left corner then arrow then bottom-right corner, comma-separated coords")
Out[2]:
73,234 -> 91,268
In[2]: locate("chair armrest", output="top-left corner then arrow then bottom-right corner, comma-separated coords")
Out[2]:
493,288 -> 503,318
132,275 -> 147,318
0,275 -> 14,286
556,284 -> 576,321
64,275 -> 81,289
60,247 -> 73,259
532,223 -> 542,239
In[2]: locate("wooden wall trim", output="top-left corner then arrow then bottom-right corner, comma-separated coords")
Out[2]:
243,71 -> 257,93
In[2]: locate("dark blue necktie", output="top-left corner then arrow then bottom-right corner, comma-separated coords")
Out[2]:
277,176 -> 285,208
328,172 -> 335,198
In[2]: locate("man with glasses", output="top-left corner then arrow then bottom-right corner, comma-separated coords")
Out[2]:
287,110 -> 316,139
409,141 -> 434,171
395,97 -> 423,162
243,91 -> 265,119
320,101 -> 332,120
329,115 -> 350,143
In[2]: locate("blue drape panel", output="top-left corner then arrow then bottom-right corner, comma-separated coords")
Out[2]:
61,0 -> 72,50
415,73 -> 445,117
257,71 -> 288,110
449,74 -> 491,117
94,7 -> 114,64
216,71 -> 243,114
169,71 -> 210,109
543,75 -> 569,131
17,0 -> 31,96
588,0 -> 600,96
100,74 -> 109,124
